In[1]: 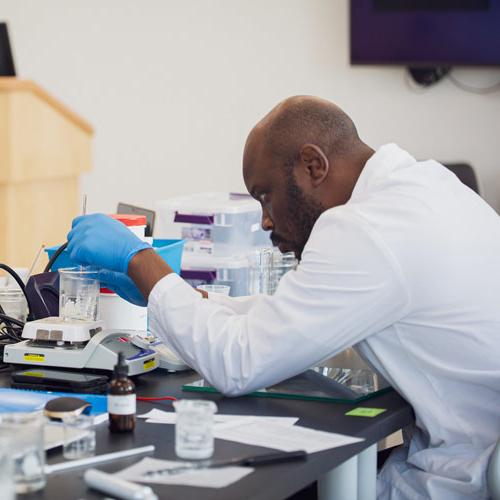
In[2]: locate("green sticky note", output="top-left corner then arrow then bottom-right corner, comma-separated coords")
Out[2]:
345,407 -> 386,417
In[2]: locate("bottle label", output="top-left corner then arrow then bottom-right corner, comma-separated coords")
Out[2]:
108,394 -> 136,415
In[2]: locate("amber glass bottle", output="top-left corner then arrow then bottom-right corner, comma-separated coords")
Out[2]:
108,352 -> 136,433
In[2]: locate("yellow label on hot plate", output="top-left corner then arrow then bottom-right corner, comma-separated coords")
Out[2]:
23,371 -> 45,377
23,353 -> 45,363
143,359 -> 156,371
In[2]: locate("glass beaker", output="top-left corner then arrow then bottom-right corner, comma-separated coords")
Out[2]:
269,250 -> 298,295
0,412 -> 46,493
59,267 -> 100,321
0,437 -> 15,500
173,399 -> 217,460
248,247 -> 273,295
248,247 -> 297,295
63,414 -> 96,459
0,287 -> 28,322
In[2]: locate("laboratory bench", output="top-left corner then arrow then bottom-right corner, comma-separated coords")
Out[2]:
0,369 -> 414,500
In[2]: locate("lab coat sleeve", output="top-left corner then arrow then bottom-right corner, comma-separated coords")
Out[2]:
205,293 -> 263,314
148,210 -> 411,396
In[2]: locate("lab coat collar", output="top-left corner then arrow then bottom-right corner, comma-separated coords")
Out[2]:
350,143 -> 416,200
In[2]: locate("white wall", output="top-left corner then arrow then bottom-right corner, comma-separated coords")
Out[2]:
4,0 -> 500,213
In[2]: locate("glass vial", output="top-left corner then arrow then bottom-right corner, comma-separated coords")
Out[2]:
108,352 -> 136,433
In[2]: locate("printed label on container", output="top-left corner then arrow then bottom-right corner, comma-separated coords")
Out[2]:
184,240 -> 213,255
108,394 -> 136,415
181,225 -> 213,241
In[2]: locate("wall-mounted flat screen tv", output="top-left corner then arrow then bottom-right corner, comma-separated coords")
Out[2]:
350,0 -> 500,66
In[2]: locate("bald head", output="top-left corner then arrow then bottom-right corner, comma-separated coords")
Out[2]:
246,96 -> 362,170
243,96 -> 373,259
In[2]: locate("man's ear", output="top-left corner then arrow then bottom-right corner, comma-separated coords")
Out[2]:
299,144 -> 329,187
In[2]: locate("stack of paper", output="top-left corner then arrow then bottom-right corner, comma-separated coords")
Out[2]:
138,408 -> 298,427
138,409 -> 363,454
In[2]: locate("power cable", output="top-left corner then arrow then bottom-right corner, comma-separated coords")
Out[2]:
447,72 -> 500,95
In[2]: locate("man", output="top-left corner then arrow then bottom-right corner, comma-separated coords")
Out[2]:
67,96 -> 500,499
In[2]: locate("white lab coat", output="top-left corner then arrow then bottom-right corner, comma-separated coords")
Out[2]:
149,144 -> 500,499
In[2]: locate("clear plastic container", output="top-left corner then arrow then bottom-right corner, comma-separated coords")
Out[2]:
248,248 -> 298,295
155,192 -> 271,257
181,253 -> 251,297
0,288 -> 28,322
0,412 -> 46,494
59,267 -> 100,321
173,400 -> 217,460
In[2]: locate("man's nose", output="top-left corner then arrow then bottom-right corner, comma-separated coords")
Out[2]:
261,208 -> 273,232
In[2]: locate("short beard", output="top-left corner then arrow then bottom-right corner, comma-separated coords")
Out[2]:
284,172 -> 325,260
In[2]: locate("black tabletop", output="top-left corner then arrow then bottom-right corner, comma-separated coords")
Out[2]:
2,369 -> 413,500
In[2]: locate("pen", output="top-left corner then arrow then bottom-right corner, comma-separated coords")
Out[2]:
46,445 -> 155,474
143,449 -> 307,477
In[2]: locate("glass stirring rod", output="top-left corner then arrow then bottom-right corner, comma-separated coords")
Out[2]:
82,194 -> 88,216
79,194 -> 88,271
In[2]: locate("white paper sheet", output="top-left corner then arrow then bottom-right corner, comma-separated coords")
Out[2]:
114,456 -> 253,488
213,419 -> 364,454
139,408 -> 299,427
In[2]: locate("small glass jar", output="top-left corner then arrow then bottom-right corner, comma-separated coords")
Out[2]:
0,437 -> 15,500
63,414 -> 96,459
0,287 -> 28,322
0,412 -> 46,494
173,399 -> 217,460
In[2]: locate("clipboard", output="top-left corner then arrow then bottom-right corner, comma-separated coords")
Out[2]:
183,367 -> 393,404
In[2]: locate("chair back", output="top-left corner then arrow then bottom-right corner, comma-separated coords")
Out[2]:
443,163 -> 480,195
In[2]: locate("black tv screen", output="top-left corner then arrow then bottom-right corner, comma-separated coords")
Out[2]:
350,0 -> 500,66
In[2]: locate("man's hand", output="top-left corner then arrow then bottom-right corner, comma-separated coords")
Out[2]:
67,214 -> 150,273
128,248 -> 173,300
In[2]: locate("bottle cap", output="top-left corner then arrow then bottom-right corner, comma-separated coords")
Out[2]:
114,352 -> 129,377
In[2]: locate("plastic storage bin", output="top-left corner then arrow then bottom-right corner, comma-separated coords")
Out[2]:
45,239 -> 185,274
180,254 -> 251,297
155,192 -> 271,257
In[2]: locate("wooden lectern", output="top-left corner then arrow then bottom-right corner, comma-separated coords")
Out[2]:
0,78 -> 93,271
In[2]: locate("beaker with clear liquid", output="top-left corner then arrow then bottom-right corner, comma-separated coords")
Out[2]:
173,399 -> 217,460
59,267 -> 100,321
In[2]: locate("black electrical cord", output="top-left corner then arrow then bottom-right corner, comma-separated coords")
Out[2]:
0,242 -> 68,347
0,312 -> 24,342
0,327 -> 22,343
448,72 -> 500,95
0,313 -> 24,328
0,263 -> 27,295
43,241 -> 68,273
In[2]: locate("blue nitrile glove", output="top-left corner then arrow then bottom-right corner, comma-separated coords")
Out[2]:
67,214 -> 151,274
98,270 -> 147,307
